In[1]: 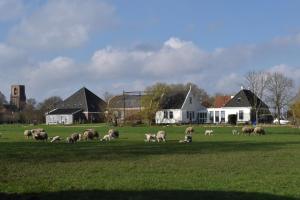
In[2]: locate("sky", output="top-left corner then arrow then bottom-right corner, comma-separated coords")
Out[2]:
0,0 -> 300,102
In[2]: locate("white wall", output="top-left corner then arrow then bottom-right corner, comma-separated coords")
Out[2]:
207,107 -> 251,123
46,114 -> 73,125
155,109 -> 182,124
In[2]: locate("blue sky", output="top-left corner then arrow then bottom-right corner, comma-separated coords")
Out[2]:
0,0 -> 299,101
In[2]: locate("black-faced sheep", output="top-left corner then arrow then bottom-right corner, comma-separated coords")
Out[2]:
179,134 -> 192,143
70,133 -> 80,142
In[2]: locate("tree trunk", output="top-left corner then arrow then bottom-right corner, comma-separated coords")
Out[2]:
277,106 -> 281,125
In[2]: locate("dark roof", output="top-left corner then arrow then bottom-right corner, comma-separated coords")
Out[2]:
48,108 -> 82,115
109,95 -> 142,108
58,87 -> 107,112
161,92 -> 187,109
224,89 -> 269,109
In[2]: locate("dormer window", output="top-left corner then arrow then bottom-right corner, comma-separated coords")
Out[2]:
189,97 -> 192,104
237,97 -> 241,103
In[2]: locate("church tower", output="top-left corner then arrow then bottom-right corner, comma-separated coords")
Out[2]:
10,85 -> 26,110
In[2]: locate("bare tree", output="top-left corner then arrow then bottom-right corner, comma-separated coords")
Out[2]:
244,71 -> 270,123
266,72 -> 294,124
103,91 -> 114,103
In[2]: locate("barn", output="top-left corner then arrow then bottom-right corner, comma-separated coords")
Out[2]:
46,87 -> 107,124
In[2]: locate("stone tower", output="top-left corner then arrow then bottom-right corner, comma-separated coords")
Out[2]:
10,85 -> 26,110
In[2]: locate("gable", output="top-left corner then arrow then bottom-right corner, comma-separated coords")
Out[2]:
181,88 -> 207,111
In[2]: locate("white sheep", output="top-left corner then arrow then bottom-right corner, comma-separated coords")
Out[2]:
204,129 -> 213,136
33,131 -> 48,141
144,133 -> 156,142
185,126 -> 194,135
50,136 -> 61,143
156,130 -> 166,142
24,130 -> 32,139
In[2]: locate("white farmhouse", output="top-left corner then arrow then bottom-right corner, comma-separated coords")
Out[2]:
207,89 -> 271,124
155,87 -> 207,124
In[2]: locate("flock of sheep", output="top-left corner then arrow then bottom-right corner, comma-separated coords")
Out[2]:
23,125 -> 266,144
23,128 -> 119,143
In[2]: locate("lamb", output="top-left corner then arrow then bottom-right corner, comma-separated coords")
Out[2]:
144,133 -> 156,142
204,129 -> 213,136
254,126 -> 266,135
33,131 -> 48,141
156,130 -> 166,142
242,126 -> 254,135
24,130 -> 32,139
50,136 -> 61,143
108,129 -> 119,139
179,134 -> 192,143
232,129 -> 240,135
185,126 -> 194,135
100,134 -> 113,141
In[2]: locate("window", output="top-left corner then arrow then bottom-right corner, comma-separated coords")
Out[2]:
221,111 -> 225,122
198,112 -> 207,123
187,111 -> 189,119
215,111 -> 220,123
169,111 -> 173,119
239,110 -> 244,120
189,97 -> 192,104
192,111 -> 195,119
209,111 -> 214,122
164,111 -> 168,119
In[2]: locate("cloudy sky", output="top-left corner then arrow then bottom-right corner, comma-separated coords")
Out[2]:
0,0 -> 300,101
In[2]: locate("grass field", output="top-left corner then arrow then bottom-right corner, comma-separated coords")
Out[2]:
0,124 -> 300,200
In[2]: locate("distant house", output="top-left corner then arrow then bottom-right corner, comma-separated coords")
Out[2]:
155,86 -> 207,124
108,94 -> 143,123
46,87 -> 107,125
207,88 -> 271,124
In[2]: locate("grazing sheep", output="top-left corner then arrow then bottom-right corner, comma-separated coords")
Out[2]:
108,129 -> 119,139
242,126 -> 254,135
79,133 -> 83,141
232,129 -> 240,135
66,137 -> 75,143
156,130 -> 166,142
83,129 -> 99,140
254,126 -> 266,135
50,136 -> 61,143
31,128 -> 45,134
179,134 -> 192,143
33,131 -> 48,141
144,133 -> 156,142
204,129 -> 213,136
185,126 -> 194,135
24,130 -> 32,139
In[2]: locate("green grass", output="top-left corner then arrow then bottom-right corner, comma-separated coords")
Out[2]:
0,124 -> 300,200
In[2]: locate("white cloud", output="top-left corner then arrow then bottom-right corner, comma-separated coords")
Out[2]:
0,0 -> 24,21
9,0 -> 116,50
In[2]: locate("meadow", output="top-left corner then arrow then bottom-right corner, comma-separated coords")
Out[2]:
0,124 -> 300,200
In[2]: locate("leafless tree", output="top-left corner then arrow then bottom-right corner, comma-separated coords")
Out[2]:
103,91 -> 114,103
244,71 -> 270,123
266,72 -> 294,124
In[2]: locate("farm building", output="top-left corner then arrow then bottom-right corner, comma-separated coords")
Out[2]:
108,94 -> 143,123
207,88 -> 272,124
155,86 -> 207,124
46,87 -> 107,124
